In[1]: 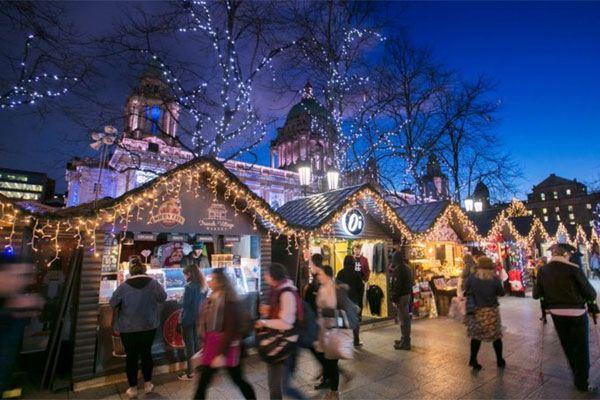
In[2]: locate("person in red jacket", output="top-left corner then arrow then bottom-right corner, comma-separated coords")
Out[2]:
351,245 -> 370,347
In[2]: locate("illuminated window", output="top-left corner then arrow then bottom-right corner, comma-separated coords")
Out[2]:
146,105 -> 161,134
555,206 -> 560,212
135,170 -> 157,186
543,216 -> 549,222
587,203 -> 592,209
568,205 -> 573,212
553,191 -> 558,199
527,210 -> 532,215
566,189 -> 572,196
0,182 -> 42,192
569,213 -> 575,220
0,174 -> 28,182
542,208 -> 547,214
540,193 -> 546,201
0,190 -> 39,200
556,215 -> 560,221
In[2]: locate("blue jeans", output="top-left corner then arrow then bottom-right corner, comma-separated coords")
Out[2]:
182,324 -> 200,376
397,295 -> 411,345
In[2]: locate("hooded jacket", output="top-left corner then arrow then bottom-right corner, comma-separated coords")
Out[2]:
336,263 -> 364,306
533,256 -> 596,310
391,262 -> 413,300
110,275 -> 167,333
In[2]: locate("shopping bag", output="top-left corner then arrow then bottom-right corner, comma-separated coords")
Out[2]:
448,297 -> 466,322
322,328 -> 354,360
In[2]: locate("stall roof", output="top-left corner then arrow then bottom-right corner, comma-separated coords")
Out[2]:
394,201 -> 451,234
277,184 -> 366,229
542,221 -> 560,236
511,216 -> 534,237
466,209 -> 503,237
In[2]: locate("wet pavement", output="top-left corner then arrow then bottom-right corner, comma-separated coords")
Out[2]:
24,280 -> 600,399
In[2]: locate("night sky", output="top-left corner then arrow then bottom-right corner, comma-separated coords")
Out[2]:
1,1 -> 598,198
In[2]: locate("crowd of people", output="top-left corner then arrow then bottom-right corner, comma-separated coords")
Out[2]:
2,242 -> 599,398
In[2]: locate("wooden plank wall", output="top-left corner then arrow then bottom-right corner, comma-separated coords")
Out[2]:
259,235 -> 272,303
72,233 -> 105,383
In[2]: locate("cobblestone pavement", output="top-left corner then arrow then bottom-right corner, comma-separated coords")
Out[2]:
25,281 -> 600,399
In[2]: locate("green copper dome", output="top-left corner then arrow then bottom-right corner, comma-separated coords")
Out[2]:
286,97 -> 330,122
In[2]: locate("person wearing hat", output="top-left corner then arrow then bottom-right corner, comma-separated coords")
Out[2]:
181,242 -> 210,269
533,243 -> 598,392
464,256 -> 505,370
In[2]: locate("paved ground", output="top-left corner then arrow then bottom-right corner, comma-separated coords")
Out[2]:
24,281 -> 600,399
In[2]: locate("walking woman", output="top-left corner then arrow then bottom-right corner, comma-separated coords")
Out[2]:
110,258 -> 167,398
178,264 -> 207,380
315,265 -> 341,400
464,256 -> 506,370
257,263 -> 305,400
194,269 -> 256,400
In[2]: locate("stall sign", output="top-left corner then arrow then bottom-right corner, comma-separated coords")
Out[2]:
343,209 -> 365,236
167,234 -> 188,242
149,198 -> 186,228
198,201 -> 235,231
225,235 -> 240,242
196,235 -> 213,242
134,233 -> 157,241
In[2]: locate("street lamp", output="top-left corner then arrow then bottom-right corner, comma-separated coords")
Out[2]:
474,200 -> 483,212
464,197 -> 474,212
90,125 -> 118,205
327,166 -> 340,191
297,160 -> 312,195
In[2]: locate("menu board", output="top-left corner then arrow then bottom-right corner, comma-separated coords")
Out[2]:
102,234 -> 119,273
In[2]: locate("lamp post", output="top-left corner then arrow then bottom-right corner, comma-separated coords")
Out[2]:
464,197 -> 474,212
474,200 -> 483,212
326,166 -> 340,191
90,125 -> 118,205
297,160 -> 312,196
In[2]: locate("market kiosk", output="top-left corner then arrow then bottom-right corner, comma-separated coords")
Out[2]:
57,158 -> 290,390
396,201 -> 478,317
275,184 -> 410,321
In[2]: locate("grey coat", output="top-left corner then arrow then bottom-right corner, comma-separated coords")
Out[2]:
110,275 -> 167,333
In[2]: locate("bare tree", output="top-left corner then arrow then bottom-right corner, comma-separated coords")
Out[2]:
0,1 -> 90,112
437,76 -> 521,203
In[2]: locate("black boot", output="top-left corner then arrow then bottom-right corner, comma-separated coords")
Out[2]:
493,339 -> 506,368
469,339 -> 482,370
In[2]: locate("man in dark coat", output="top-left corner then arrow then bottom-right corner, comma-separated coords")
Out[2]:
533,243 -> 598,392
391,252 -> 413,350
336,256 -> 364,312
180,242 -> 209,269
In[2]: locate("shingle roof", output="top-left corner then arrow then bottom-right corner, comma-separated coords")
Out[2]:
535,174 -> 583,189
466,209 -> 503,236
276,185 -> 365,229
543,221 -> 560,236
394,201 -> 451,234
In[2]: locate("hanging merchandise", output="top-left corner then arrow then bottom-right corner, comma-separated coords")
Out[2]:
366,285 -> 384,316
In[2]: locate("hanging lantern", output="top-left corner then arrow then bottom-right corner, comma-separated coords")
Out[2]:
297,160 -> 312,188
464,197 -> 474,212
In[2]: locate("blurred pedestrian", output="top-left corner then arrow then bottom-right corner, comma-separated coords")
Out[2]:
0,258 -> 43,393
305,254 -> 329,390
194,269 -> 255,399
315,265 -> 340,400
178,264 -> 207,381
110,258 -> 167,398
459,254 -> 476,293
534,257 -> 548,323
533,243 -> 597,392
464,257 -> 505,370
590,249 -> 599,279
256,263 -> 305,400
390,252 -> 413,350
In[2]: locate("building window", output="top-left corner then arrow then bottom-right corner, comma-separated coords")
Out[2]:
569,213 -> 575,220
556,215 -> 561,221
566,189 -> 571,196
567,205 -> 573,212
145,105 -> 161,134
0,182 -> 43,192
543,216 -> 549,222
542,208 -> 547,214
527,210 -> 532,216
135,170 -> 156,186
587,203 -> 592,209
553,191 -> 558,199
555,206 -> 560,212
540,193 -> 546,201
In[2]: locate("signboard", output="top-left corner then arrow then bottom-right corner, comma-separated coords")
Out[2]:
167,234 -> 189,242
225,235 -> 241,242
343,209 -> 365,236
198,201 -> 235,232
134,233 -> 157,241
196,235 -> 213,242
149,198 -> 186,228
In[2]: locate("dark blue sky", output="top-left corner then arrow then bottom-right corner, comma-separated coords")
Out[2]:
1,1 -> 599,197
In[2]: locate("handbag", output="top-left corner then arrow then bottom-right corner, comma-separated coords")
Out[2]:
322,328 -> 354,360
256,327 -> 296,364
448,297 -> 466,322
200,331 -> 240,368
